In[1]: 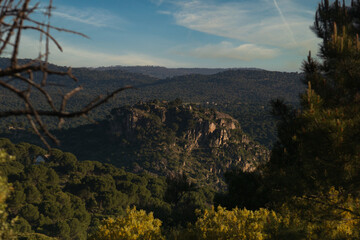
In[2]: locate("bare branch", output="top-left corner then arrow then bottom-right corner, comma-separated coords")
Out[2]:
13,72 -> 57,111
11,0 -> 30,67
60,86 -> 83,112
0,0 -> 130,149
0,86 -> 133,118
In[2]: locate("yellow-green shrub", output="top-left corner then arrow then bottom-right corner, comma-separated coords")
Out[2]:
181,189 -> 360,240
279,187 -> 360,240
89,206 -> 164,240
190,206 -> 282,240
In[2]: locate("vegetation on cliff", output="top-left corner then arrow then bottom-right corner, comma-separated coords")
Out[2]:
54,99 -> 269,189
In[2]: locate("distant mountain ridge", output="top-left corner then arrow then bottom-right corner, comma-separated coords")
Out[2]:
0,57 -> 305,147
0,57 -> 262,80
93,65 -> 263,79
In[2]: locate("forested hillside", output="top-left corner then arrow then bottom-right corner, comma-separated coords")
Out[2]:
0,59 -> 304,147
3,100 -> 269,189
0,138 -> 215,239
94,65 -> 229,79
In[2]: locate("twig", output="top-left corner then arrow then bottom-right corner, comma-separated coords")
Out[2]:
0,0 -> 130,149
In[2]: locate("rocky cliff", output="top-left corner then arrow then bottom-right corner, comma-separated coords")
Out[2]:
3,99 -> 270,189
102,99 -> 269,188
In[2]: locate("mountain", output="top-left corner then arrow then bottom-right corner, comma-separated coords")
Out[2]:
122,70 -> 304,146
53,100 -> 269,189
94,66 -> 262,79
0,57 -> 159,87
0,58 -> 305,147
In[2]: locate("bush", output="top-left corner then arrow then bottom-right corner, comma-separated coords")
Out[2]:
89,206 -> 164,240
189,206 -> 281,240
278,187 -> 360,240
182,197 -> 360,240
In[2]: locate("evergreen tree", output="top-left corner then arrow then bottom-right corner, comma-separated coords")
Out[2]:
266,0 -> 360,200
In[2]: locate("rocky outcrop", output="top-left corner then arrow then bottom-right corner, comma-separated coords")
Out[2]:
110,101 -> 245,147
106,100 -> 269,189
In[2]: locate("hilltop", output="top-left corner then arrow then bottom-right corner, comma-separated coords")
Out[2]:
94,65 -> 263,79
54,100 -> 269,189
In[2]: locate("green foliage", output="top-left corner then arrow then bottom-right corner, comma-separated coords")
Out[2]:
0,138 -> 216,238
0,149 -> 15,239
215,170 -> 269,210
215,3 -> 360,239
164,174 -> 211,226
177,192 -> 360,240
89,206 -> 164,240
265,0 -> 360,199
186,206 -> 281,240
13,217 -> 32,233
277,187 -> 360,240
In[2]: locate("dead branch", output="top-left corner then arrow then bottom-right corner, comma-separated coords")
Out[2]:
0,0 -> 131,148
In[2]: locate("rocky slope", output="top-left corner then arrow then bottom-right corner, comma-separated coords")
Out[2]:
56,99 -> 269,189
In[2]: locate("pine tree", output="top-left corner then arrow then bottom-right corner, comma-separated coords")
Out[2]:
266,0 -> 360,200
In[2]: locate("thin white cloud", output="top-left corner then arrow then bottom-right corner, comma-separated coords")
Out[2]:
18,35 -> 186,68
189,41 -> 279,61
169,0 -> 319,52
52,6 -> 125,29
272,0 -> 296,45
57,46 -> 185,67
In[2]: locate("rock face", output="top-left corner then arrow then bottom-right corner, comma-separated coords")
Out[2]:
106,99 -> 269,189
111,101 -> 241,147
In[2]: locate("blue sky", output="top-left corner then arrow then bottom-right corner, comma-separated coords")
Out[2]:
19,0 -> 338,71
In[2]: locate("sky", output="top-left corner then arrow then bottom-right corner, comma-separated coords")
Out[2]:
18,0 -> 333,72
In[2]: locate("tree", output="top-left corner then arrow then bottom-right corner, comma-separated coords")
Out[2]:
88,206 -> 164,240
278,187 -> 360,240
266,0 -> 360,199
0,0 -> 131,148
220,2 -> 360,224
187,206 -> 283,240
185,193 -> 360,240
0,150 -> 15,239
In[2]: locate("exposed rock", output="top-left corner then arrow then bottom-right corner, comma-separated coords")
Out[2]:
207,122 -> 216,134
105,99 -> 269,189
